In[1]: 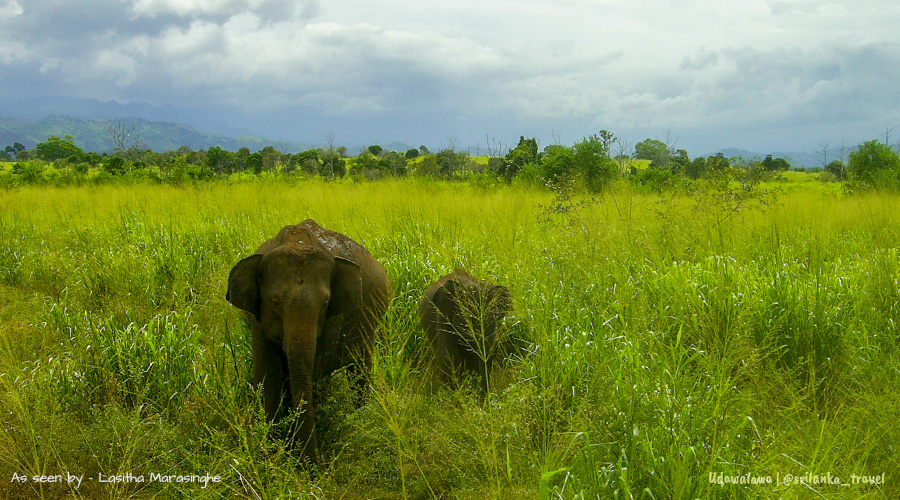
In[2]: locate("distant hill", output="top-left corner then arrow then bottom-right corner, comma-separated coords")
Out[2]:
0,115 -> 315,154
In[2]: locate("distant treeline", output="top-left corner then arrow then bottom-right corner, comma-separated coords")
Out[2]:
3,131 -> 900,191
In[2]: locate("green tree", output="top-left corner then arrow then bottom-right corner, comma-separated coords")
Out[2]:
848,140 -> 900,183
321,149 -> 346,178
416,154 -> 440,178
825,160 -> 846,180
596,129 -> 616,155
4,142 -> 27,160
1,143 -> 21,160
436,149 -> 471,180
707,153 -> 730,175
259,146 -> 282,172
633,165 -> 675,192
242,152 -> 263,174
405,148 -> 419,159
294,149 -> 321,175
34,135 -> 84,162
761,154 -> 791,171
541,145 -> 576,184
671,149 -> 690,173
206,146 -> 234,174
12,161 -> 44,182
233,147 -> 251,172
573,134 -> 618,191
379,151 -> 408,177
105,156 -> 126,175
353,151 -> 380,178
367,145 -> 384,156
634,138 -> 671,170
499,136 -> 539,182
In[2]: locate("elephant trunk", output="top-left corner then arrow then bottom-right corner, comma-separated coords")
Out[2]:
282,311 -> 322,463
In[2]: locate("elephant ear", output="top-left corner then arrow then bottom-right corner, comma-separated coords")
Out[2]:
328,256 -> 362,317
492,285 -> 512,313
227,254 -> 262,321
431,278 -> 460,326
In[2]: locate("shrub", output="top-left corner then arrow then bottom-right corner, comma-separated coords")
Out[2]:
105,156 -> 127,175
848,140 -> 900,184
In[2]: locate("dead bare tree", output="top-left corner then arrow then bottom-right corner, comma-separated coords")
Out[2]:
614,136 -> 633,176
839,139 -> 847,188
324,131 -> 337,179
662,128 -> 678,152
107,118 -> 144,159
484,134 -> 506,158
818,141 -> 830,169
880,126 -> 895,147
551,129 -> 564,146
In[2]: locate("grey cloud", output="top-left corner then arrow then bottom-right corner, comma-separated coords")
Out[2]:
717,44 -> 899,123
257,0 -> 320,22
128,0 -> 321,25
641,42 -> 900,150
680,48 -> 721,71
766,0 -> 818,16
2,0 -> 899,153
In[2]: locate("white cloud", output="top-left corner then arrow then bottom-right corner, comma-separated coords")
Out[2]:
130,0 -> 320,22
0,0 -> 23,18
132,0 -> 258,18
93,49 -> 139,87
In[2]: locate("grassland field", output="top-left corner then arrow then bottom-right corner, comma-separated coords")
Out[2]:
0,175 -> 898,499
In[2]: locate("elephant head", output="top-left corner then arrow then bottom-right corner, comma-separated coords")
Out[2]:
226,220 -> 390,463
433,277 -> 511,355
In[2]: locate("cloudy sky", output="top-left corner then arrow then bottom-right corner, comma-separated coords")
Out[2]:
1,0 -> 898,154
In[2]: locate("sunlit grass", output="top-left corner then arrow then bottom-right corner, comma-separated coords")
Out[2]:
0,178 -> 898,498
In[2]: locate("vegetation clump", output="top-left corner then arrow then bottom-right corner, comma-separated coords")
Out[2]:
12,128 -> 896,194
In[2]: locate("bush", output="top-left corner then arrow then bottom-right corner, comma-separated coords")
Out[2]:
868,167 -> 900,191
540,145 -> 576,185
12,161 -> 44,183
848,140 -> 900,184
105,156 -> 127,176
632,167 -> 676,193
511,162 -> 543,188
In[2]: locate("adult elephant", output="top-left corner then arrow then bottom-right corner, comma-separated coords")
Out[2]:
226,219 -> 391,463
419,269 -> 512,392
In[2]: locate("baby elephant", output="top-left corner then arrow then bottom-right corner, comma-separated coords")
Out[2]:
419,269 -> 513,392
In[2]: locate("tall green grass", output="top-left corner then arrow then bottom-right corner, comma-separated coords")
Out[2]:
0,178 -> 898,498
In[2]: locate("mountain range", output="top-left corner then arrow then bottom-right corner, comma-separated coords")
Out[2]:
0,115 -> 419,157
1,115 -> 826,168
0,115 -> 315,154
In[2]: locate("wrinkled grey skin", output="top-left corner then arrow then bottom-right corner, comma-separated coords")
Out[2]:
227,219 -> 391,463
419,269 -> 512,392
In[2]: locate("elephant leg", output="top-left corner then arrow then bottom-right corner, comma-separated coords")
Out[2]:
252,328 -> 288,421
432,328 -> 458,387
